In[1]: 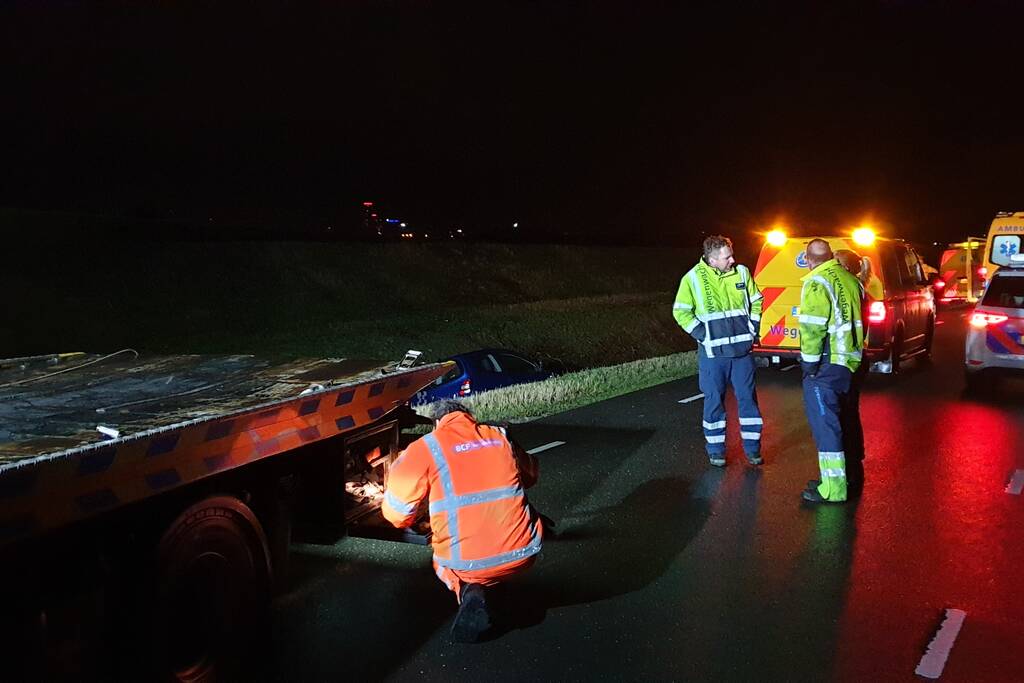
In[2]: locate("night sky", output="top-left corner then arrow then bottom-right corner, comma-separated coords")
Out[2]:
4,1 -> 1024,245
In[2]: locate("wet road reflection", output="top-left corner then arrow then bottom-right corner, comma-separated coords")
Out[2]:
264,306 -> 1024,682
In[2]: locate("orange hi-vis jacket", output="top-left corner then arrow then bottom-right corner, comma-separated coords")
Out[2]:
382,411 -> 542,588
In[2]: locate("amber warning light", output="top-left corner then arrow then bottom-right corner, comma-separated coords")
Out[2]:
852,227 -> 876,246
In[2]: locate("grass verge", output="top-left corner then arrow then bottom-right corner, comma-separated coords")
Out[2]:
416,350 -> 698,424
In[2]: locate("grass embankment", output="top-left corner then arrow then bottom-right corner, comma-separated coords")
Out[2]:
7,240 -> 697,369
437,351 -> 698,423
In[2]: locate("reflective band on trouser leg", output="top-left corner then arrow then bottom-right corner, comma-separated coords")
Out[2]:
732,354 -> 763,455
817,451 -> 847,500
801,371 -> 848,501
699,354 -> 728,455
435,563 -> 461,598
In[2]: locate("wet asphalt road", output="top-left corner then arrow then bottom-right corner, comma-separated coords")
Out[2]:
266,305 -> 1024,682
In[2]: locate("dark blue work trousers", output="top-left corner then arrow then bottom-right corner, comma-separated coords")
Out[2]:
698,351 -> 762,456
802,362 -> 853,500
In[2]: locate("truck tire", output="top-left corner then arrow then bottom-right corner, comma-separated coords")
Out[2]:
153,495 -> 272,682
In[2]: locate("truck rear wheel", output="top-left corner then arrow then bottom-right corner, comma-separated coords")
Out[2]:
153,495 -> 272,682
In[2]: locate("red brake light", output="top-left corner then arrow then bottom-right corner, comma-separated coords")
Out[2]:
458,379 -> 472,396
868,301 -> 887,324
970,312 -> 1008,328
978,267 -> 988,278
934,280 -> 945,289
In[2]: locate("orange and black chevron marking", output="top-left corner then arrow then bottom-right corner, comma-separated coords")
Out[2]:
0,363 -> 450,548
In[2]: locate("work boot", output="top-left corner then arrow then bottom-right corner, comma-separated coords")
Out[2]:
708,455 -> 726,467
745,453 -> 763,466
801,489 -> 844,504
807,479 -> 821,490
451,584 -> 491,643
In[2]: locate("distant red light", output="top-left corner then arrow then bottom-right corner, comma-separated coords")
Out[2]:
362,201 -> 374,207
868,301 -> 887,324
934,280 -> 945,289
978,267 -> 988,278
970,312 -> 1008,328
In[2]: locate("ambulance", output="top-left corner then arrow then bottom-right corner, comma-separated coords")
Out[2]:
982,211 -> 1024,282
751,228 -> 936,373
936,239 -> 984,304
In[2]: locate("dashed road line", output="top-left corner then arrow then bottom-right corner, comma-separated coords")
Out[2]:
1005,469 -> 1024,495
781,363 -> 799,372
915,608 -> 967,679
527,441 -> 566,455
678,393 -> 704,404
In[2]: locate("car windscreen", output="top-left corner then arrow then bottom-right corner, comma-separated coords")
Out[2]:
981,275 -> 1024,309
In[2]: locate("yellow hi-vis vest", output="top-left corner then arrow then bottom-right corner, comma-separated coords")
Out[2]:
798,259 -> 865,372
673,260 -> 763,358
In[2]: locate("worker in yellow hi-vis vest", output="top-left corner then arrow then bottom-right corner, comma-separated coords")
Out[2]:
673,235 -> 764,467
798,239 -> 866,504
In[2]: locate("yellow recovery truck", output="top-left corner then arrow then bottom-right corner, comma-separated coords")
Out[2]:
0,350 -> 450,680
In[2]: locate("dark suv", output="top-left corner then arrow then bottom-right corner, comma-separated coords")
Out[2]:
864,240 -> 936,372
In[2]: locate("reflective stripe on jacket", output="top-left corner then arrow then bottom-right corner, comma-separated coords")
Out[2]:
798,258 -> 865,372
672,260 -> 764,358
381,411 -> 543,572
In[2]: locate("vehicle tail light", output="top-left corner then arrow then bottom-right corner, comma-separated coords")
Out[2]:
458,379 -> 472,396
934,280 -> 945,289
978,266 -> 988,278
867,301 -> 887,324
969,312 -> 1008,328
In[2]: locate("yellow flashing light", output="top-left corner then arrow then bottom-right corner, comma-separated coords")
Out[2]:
852,227 -> 876,246
766,229 -> 788,247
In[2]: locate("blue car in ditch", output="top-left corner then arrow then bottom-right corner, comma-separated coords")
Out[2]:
413,349 -> 557,405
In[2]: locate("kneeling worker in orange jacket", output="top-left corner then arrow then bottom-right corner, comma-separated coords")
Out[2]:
382,400 -> 543,642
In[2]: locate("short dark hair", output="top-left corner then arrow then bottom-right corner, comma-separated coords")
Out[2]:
805,238 -> 833,267
703,235 -> 733,259
428,400 -> 472,421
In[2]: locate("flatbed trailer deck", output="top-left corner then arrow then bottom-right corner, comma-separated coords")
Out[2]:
0,350 -> 450,679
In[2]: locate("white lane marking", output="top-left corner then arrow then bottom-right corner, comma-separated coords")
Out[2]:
527,441 -> 565,455
678,393 -> 705,404
781,363 -> 799,372
915,608 -> 967,679
1005,469 -> 1024,495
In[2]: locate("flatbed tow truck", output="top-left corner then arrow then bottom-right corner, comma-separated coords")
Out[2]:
0,350 -> 450,680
